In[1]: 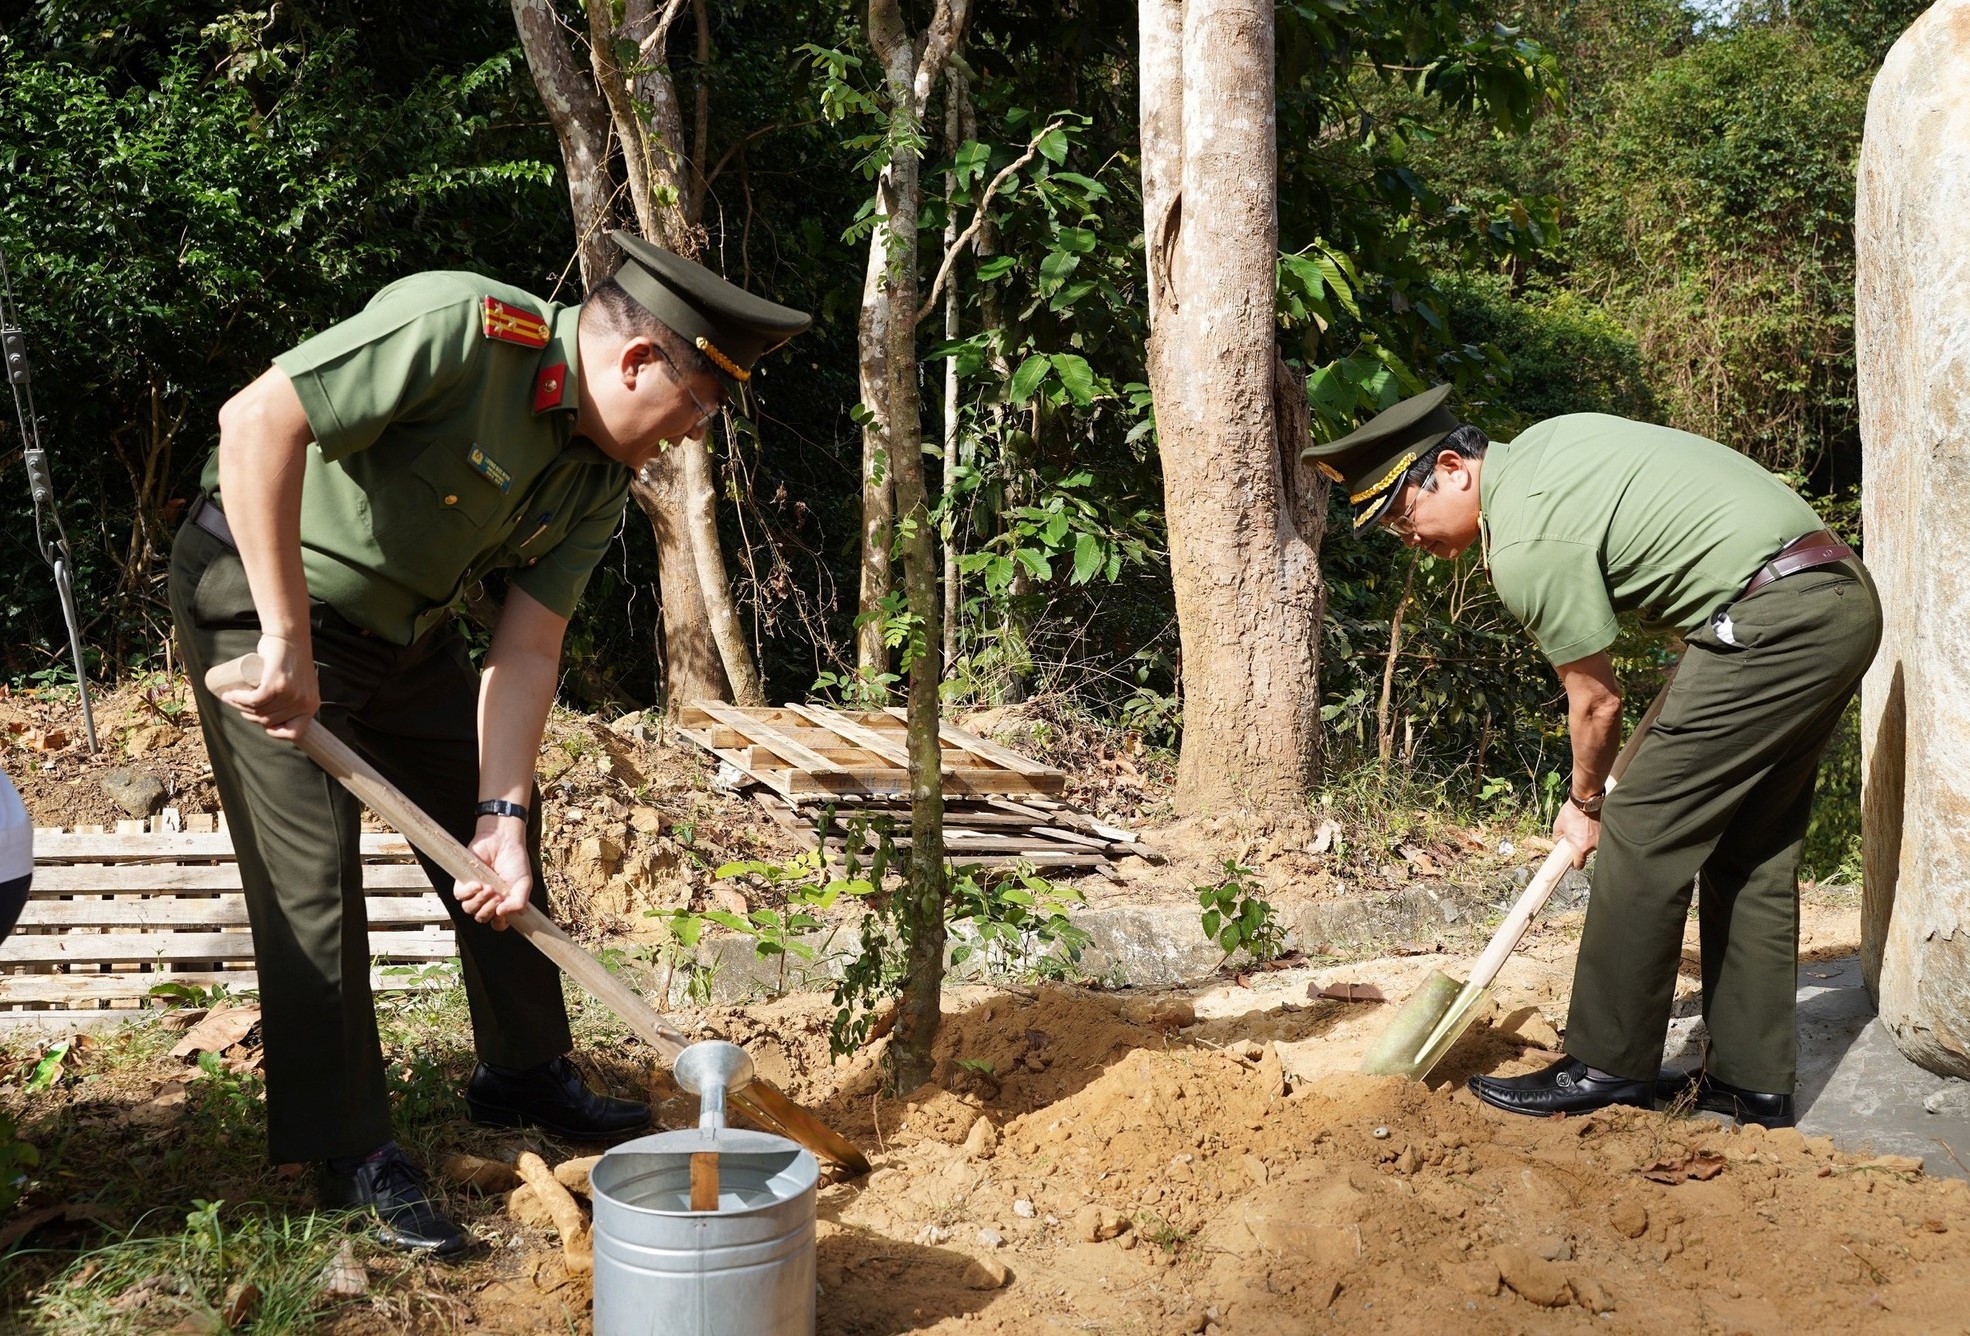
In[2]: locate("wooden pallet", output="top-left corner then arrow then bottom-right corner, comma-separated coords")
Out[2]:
8,813 -> 456,1032
751,792 -> 1163,874
678,702 -> 1067,800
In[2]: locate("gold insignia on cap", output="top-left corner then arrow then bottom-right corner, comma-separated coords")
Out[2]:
694,335 -> 750,383
1349,450 -> 1420,505
1313,461 -> 1345,484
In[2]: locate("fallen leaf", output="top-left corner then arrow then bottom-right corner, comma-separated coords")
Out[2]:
1639,1153 -> 1728,1184
1522,836 -> 1556,854
1313,982 -> 1387,1003
318,1241 -> 367,1301
0,1202 -> 122,1250
24,1042 -> 70,1092
1400,845 -> 1439,874
222,1281 -> 262,1326
169,1003 -> 261,1060
1308,819 -> 1342,855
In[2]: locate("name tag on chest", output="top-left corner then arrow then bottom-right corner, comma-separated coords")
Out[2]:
466,445 -> 513,494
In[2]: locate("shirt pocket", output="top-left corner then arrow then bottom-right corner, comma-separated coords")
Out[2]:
395,442 -> 511,534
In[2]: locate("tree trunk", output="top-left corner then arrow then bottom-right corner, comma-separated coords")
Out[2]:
511,0 -> 617,289
683,431 -> 764,705
940,73 -> 969,672
1139,0 -> 1326,816
632,457 -> 730,711
515,0 -> 764,710
855,190 -> 898,682
866,0 -> 970,1093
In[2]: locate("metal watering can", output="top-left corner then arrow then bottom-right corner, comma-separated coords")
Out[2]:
590,1041 -> 819,1336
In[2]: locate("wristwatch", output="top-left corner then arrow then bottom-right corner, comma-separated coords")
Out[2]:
1567,786 -> 1606,817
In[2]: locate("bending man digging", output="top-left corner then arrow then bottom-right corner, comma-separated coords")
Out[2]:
170,234 -> 809,1255
1305,386 -> 1880,1128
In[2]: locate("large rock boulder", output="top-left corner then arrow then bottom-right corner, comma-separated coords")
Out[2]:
1858,0 -> 1970,1076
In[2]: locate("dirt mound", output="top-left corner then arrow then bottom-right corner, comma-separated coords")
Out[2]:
799,986 -> 1970,1334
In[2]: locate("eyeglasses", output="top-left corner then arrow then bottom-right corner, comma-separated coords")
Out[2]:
1383,480 -> 1428,538
653,345 -> 724,432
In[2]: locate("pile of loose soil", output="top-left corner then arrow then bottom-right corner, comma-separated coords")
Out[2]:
314,981 -> 1970,1335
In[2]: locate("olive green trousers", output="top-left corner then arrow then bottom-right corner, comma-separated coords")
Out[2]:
169,522 -> 572,1163
1564,562 -> 1880,1094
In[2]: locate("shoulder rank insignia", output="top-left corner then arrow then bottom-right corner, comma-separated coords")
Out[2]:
466,445 -> 513,493
482,296 -> 550,349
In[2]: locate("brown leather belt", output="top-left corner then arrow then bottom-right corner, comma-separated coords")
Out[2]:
1741,528 -> 1855,600
187,493 -> 236,548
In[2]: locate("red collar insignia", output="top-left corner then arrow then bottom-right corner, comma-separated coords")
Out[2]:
534,362 -> 569,414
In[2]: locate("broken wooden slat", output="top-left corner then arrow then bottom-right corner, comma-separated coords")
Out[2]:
27,863 -> 432,895
782,768 -> 1062,797
786,702 -> 915,768
13,895 -> 451,930
0,931 -> 456,966
0,968 -> 452,1007
883,708 -> 1057,777
33,831 -> 415,862
689,701 -> 851,777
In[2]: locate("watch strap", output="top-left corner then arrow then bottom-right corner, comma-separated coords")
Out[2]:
475,799 -> 529,822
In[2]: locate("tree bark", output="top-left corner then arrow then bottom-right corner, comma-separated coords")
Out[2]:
512,0 -> 617,288
683,430 -> 765,705
866,0 -> 970,1093
632,456 -> 730,710
515,0 -> 764,710
940,72 -> 969,671
855,181 -> 898,681
1140,0 -> 1326,817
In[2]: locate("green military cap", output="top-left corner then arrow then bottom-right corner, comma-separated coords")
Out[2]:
1301,383 -> 1461,532
609,231 -> 813,399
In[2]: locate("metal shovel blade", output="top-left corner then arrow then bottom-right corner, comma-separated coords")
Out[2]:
1359,969 -> 1493,1080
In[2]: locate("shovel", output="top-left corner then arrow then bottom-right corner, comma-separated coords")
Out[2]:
1361,668 -> 1677,1081
203,653 -> 871,1177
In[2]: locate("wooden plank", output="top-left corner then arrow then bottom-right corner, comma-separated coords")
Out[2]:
784,768 -> 1062,797
884,708 -> 1058,777
13,895 -> 451,929
0,967 -> 453,1007
33,831 -> 416,863
0,931 -> 456,966
28,864 -> 432,895
689,702 -> 852,777
786,703 -> 914,768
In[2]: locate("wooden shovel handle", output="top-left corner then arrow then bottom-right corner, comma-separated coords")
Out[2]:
201,653 -> 870,1175
1462,663 -> 1680,995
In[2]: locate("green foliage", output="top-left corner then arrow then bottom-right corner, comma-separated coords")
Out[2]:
1196,860 -> 1287,964
29,1202 -> 359,1332
946,865 -> 1090,978
0,1106 -> 39,1221
1570,20 -> 1868,480
0,3 -> 564,678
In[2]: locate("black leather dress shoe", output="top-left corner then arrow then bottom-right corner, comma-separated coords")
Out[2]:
318,1142 -> 469,1258
1654,1069 -> 1794,1128
467,1055 -> 651,1140
1469,1056 -> 1655,1118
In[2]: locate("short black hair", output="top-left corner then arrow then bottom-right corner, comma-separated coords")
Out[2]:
1403,423 -> 1488,491
580,276 -> 720,383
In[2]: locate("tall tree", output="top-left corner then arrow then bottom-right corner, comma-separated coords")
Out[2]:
511,0 -> 764,711
1139,0 -> 1327,816
859,0 -> 971,1088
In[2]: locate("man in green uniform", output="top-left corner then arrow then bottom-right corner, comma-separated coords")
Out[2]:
169,233 -> 810,1254
1305,387 -> 1879,1128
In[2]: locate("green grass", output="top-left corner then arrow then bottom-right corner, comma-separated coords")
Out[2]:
0,976 -> 658,1331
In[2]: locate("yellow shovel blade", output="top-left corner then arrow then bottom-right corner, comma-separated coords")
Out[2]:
1360,968 -> 1495,1080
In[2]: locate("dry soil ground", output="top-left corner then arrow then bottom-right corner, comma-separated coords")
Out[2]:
2,681 -> 1962,1334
